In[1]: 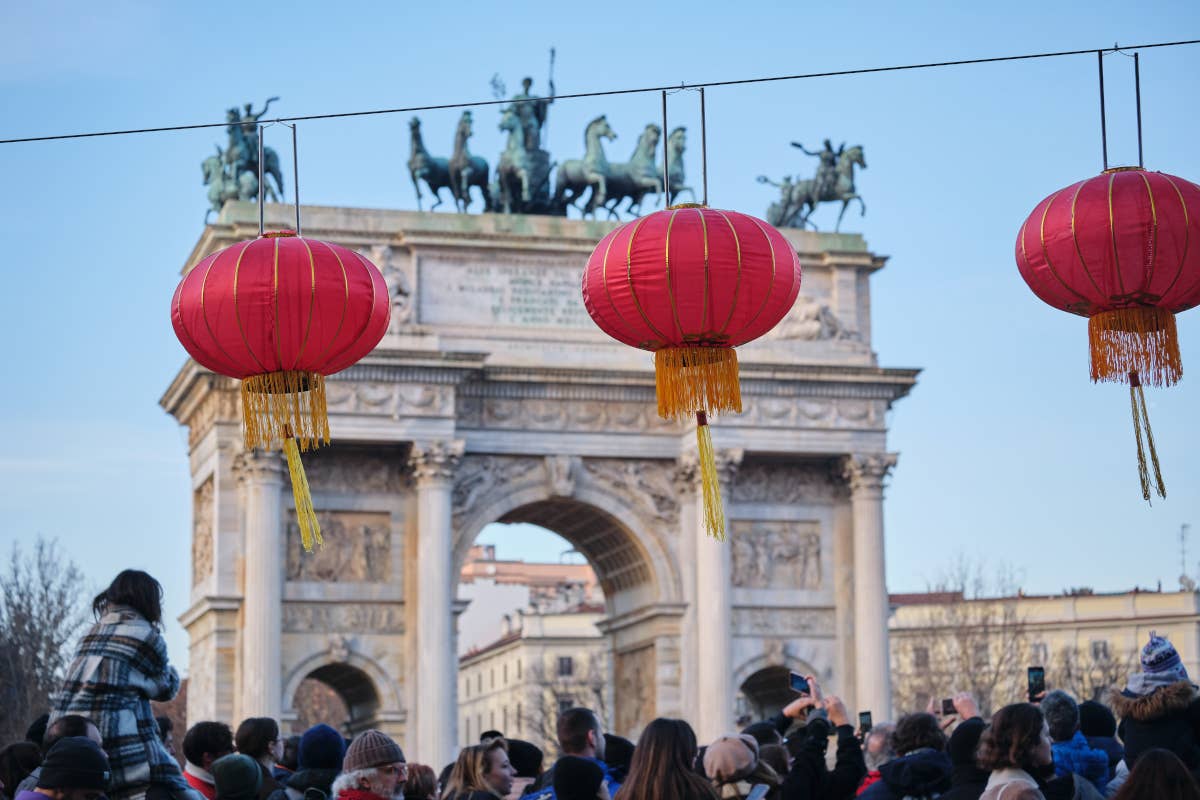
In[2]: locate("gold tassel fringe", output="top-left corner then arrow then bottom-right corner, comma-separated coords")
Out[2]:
696,412 -> 726,540
1129,374 -> 1166,503
241,371 -> 330,452
1089,307 -> 1182,387
284,436 -> 323,553
655,347 -> 742,421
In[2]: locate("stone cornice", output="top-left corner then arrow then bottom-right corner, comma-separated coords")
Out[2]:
178,594 -> 242,629
595,602 -> 687,635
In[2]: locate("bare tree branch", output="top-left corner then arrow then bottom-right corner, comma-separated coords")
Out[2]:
0,537 -> 89,744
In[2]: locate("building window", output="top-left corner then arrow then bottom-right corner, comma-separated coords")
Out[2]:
973,643 -> 990,668
558,656 -> 574,677
517,659 -> 522,679
517,703 -> 522,734
1030,642 -> 1049,666
477,674 -> 482,693
490,709 -> 495,728
558,696 -> 575,715
464,678 -> 469,698
464,717 -> 470,742
1091,640 -> 1111,661
912,646 -> 930,670
477,714 -> 482,735
503,706 -> 508,731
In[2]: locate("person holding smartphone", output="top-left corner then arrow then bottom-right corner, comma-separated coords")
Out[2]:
773,676 -> 867,800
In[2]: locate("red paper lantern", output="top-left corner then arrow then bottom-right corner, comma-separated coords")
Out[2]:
1015,167 -> 1200,499
171,230 -> 390,548
582,204 -> 802,537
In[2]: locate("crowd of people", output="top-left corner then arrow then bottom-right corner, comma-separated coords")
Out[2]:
5,569 -> 1200,800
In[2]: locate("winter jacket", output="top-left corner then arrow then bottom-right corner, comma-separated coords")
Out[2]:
857,771 -> 882,796
185,764 -> 217,800
1082,738 -> 1122,775
1042,774 -> 1104,800
1050,732 -> 1108,792
941,718 -> 990,800
256,764 -> 282,800
50,606 -> 194,800
1109,681 -> 1200,770
523,757 -> 620,800
858,749 -> 953,800
266,768 -> 340,800
978,768 -> 1044,800
780,718 -> 866,800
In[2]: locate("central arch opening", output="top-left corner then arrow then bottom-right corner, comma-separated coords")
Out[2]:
290,662 -> 381,735
454,495 -> 661,752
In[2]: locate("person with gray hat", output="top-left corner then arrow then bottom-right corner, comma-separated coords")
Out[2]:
14,737 -> 110,800
329,732 -> 406,800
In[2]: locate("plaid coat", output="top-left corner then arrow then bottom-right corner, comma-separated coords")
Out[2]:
51,605 -> 192,799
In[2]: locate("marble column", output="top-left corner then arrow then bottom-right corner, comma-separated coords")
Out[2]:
842,453 -> 898,720
674,457 -> 700,730
693,449 -> 743,742
408,440 -> 464,769
233,449 -> 286,719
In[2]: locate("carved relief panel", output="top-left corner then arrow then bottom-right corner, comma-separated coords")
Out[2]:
301,450 -> 407,494
730,520 -> 822,589
614,645 -> 657,735
285,511 -> 392,582
192,478 -> 214,586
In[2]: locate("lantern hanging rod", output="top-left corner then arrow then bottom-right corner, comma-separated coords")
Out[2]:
1097,49 -> 1147,171
3,38 -> 1198,145
661,91 -> 670,205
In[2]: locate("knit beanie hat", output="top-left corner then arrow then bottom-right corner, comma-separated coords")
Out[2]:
1126,631 -> 1191,695
299,724 -> 346,770
703,734 -> 759,783
552,756 -> 605,800
39,736 -> 111,790
1078,701 -> 1118,738
505,739 -> 544,779
343,730 -> 405,773
213,754 -> 262,800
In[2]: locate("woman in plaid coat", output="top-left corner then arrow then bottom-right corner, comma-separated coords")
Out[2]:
51,570 -> 199,800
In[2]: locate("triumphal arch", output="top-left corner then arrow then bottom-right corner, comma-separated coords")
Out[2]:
163,200 -> 916,768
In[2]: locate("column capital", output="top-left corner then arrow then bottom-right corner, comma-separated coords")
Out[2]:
408,440 -> 465,485
232,449 -> 286,486
841,453 -> 898,494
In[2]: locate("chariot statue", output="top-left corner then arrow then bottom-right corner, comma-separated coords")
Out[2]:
758,139 -> 867,231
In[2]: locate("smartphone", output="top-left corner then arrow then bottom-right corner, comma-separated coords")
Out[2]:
858,711 -> 873,734
745,785 -> 770,800
788,671 -> 810,695
941,698 -> 956,716
1028,666 -> 1046,699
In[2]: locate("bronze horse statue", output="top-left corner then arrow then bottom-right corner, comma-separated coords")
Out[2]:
602,123 -> 663,218
553,115 -> 617,217
496,107 -> 555,214
761,144 -> 866,231
408,117 -> 452,211
448,111 -> 493,212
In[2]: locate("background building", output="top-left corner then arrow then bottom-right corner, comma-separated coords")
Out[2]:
890,588 -> 1200,715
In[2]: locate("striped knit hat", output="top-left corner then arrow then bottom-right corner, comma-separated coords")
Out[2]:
1126,631 -> 1191,696
343,730 -> 405,772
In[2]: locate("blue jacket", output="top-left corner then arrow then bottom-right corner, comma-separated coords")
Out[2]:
1052,731 -> 1110,792
523,757 -> 621,800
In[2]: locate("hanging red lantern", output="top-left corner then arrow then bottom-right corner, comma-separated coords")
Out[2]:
1016,167 -> 1200,499
171,230 -> 390,549
582,204 -> 802,538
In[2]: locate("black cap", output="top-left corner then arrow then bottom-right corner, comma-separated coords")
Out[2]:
505,739 -> 544,778
39,737 -> 111,791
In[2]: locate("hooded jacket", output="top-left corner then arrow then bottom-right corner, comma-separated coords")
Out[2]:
857,749 -> 953,800
1050,732 -> 1108,792
1109,681 -> 1200,770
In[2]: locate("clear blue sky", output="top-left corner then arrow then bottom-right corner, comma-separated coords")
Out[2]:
2,1 -> 1198,670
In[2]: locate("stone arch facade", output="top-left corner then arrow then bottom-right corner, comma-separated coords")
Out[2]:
282,649 -> 404,736
165,204 -> 916,770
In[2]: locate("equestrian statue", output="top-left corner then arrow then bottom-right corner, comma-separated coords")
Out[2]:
759,139 -> 867,231
200,98 -> 285,222
407,117 -> 453,211
448,111 -> 493,212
